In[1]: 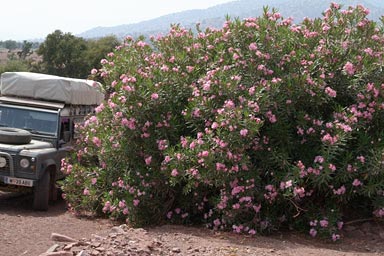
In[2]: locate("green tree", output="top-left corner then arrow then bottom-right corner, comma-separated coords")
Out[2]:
86,36 -> 120,71
17,40 -> 33,60
37,30 -> 89,78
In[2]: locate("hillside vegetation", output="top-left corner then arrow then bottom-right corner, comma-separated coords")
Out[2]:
79,0 -> 384,39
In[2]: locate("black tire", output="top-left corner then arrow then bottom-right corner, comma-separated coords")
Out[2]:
33,171 -> 50,211
0,127 -> 31,144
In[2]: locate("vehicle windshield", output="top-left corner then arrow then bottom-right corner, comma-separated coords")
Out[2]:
0,105 -> 59,135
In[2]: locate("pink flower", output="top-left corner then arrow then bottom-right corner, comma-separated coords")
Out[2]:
266,111 -> 277,123
343,61 -> 355,76
331,2 -> 340,9
92,137 -> 101,147
314,155 -> 324,164
118,200 -> 126,208
249,42 -> 257,51
213,219 -> 221,227
151,93 -> 159,100
216,162 -> 226,171
240,129 -> 248,137
145,156 -> 152,166
337,221 -> 344,230
133,199 -> 140,206
224,100 -> 235,109
332,234 -> 340,241
211,122 -> 219,129
325,87 -> 337,97
186,66 -> 194,73
157,140 -> 168,151
374,208 -> 384,217
320,219 -> 328,228
309,228 -> 317,237
232,203 -> 240,209
91,68 -> 98,75
83,188 -> 90,195
322,24 -> 331,32
136,41 -> 147,47
321,133 -> 338,145
171,169 -> 179,177
352,179 -> 362,186
333,185 -> 346,195
95,103 -> 105,113
356,155 -> 365,164
294,187 -> 305,198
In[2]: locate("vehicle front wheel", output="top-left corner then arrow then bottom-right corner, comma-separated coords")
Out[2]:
33,171 -> 50,211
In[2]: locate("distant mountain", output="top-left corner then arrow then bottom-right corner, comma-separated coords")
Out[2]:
78,0 -> 384,39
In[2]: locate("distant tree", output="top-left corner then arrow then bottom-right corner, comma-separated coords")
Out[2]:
16,40 -> 33,60
37,30 -> 89,78
4,40 -> 18,51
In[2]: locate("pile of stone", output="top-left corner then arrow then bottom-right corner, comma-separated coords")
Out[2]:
39,225 -> 172,256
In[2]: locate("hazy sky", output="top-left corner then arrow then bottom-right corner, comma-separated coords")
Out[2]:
1,0 -> 233,41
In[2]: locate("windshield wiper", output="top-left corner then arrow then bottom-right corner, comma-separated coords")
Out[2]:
15,127 -> 55,136
22,128 -> 47,135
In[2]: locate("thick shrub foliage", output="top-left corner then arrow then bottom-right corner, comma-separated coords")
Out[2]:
62,4 -> 384,240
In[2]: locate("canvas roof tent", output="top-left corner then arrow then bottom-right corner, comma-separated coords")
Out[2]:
0,72 -> 104,105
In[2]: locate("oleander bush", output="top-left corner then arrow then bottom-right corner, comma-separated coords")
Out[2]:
61,3 -> 384,241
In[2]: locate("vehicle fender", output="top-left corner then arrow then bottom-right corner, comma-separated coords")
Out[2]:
40,159 -> 57,177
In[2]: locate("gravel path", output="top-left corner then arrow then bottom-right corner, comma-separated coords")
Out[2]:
1,191 -> 384,256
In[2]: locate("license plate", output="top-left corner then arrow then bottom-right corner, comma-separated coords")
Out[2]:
4,177 -> 33,187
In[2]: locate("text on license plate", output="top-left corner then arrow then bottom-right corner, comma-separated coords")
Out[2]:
4,177 -> 33,187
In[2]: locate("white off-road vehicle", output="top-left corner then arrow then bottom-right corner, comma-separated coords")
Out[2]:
0,72 -> 103,210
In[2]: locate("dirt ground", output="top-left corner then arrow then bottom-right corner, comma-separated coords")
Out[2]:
1,191 -> 384,256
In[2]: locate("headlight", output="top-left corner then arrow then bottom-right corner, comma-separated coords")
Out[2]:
0,157 -> 7,168
20,158 -> 30,168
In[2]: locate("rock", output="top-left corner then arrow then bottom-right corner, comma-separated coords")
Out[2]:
39,251 -> 73,256
46,244 -> 60,253
51,233 -> 77,243
95,247 -> 106,252
76,251 -> 90,256
63,242 -> 78,250
171,247 -> 181,253
90,242 -> 101,248
91,234 -> 105,241
110,226 -> 125,234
